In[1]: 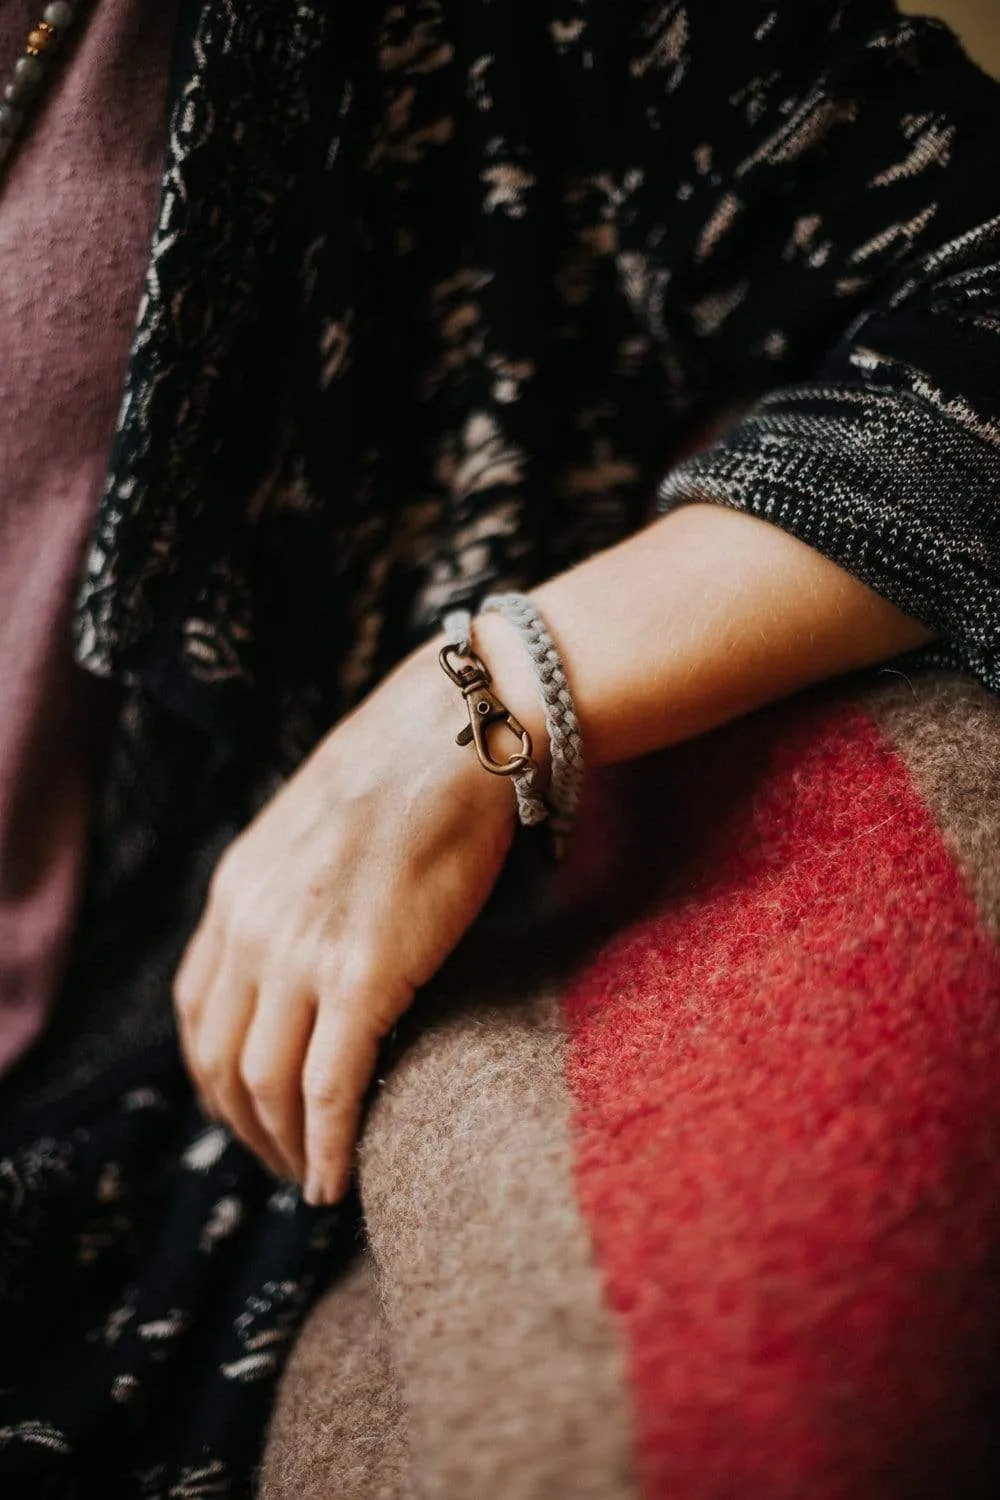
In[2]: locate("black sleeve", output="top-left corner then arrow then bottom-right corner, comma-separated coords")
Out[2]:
659,214 -> 1000,692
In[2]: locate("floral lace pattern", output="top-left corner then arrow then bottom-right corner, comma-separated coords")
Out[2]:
74,1 -> 1000,778
0,1052 -> 352,1498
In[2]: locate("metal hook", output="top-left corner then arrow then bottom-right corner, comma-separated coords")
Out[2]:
439,643 -> 535,777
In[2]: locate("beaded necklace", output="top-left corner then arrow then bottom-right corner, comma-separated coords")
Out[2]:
0,3 -> 86,183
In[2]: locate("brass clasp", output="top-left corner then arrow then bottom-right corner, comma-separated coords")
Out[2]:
439,643 -> 534,777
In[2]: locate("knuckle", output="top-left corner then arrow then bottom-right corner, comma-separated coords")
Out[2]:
193,1048 -> 228,1091
312,950 -> 345,993
229,905 -> 271,954
172,972 -> 196,1014
318,957 -> 400,1026
207,856 -> 236,914
212,1085 -> 243,1132
302,1073 -> 350,1113
317,936 -> 378,990
239,1056 -> 282,1104
207,843 -> 254,919
339,943 -> 383,994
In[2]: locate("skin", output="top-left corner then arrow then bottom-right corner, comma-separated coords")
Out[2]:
173,501 -> 935,1204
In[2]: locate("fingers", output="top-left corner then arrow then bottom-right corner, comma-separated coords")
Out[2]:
173,917 -> 223,1118
174,847 -> 408,1202
175,914 -> 223,1010
301,996 -> 384,1207
176,920 -> 319,1184
240,986 -> 316,1184
193,969 -> 294,1181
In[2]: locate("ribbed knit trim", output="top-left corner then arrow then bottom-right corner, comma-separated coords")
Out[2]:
659,380 -> 1000,693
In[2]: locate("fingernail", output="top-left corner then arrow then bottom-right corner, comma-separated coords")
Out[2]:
303,1173 -> 322,1207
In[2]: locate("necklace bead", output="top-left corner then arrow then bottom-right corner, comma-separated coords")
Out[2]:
0,104 -> 24,135
14,55 -> 45,84
0,5 -> 91,184
26,25 -> 57,56
0,5 -> 89,183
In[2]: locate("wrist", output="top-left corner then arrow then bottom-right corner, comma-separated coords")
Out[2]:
400,635 -> 529,822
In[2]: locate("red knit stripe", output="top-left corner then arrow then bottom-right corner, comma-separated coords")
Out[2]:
564,700 -> 1000,1499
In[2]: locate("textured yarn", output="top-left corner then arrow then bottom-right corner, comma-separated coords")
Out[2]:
442,607 -> 549,829
480,592 -> 586,847
262,670 -> 1000,1500
566,695 -> 1000,1498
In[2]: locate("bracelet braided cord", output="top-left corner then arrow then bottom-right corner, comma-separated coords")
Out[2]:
480,593 -> 585,844
442,608 -> 549,828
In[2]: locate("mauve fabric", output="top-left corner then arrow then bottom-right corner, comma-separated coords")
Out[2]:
0,0 -> 175,1072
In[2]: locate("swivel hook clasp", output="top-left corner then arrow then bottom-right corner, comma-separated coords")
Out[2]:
438,642 -> 535,777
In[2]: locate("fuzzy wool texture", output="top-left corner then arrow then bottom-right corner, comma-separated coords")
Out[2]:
262,670 -> 1000,1499
260,1255 -> 413,1500
565,685 -> 1000,1498
866,671 -> 1000,935
264,981 -> 640,1500
357,986 -> 639,1500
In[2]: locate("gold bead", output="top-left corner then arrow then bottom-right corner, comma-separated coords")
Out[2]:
26,23 -> 56,55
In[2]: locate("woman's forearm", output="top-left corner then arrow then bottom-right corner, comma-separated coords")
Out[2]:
472,502 -> 936,773
182,500 -> 938,1198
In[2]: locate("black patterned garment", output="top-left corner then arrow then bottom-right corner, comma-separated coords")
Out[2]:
3,1 -> 1000,1495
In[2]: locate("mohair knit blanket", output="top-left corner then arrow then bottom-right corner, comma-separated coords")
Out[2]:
260,667 -> 1000,1500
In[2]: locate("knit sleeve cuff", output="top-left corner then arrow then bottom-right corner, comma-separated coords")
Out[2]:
658,380 -> 1000,695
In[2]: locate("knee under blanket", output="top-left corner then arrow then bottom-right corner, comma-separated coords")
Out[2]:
261,670 -> 1000,1500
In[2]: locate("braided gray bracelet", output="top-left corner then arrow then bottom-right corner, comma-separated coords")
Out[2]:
442,596 -> 585,854
479,593 -> 585,849
442,608 -> 549,829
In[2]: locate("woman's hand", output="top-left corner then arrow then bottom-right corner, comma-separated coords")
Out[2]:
173,502 -> 937,1206
172,639 -> 524,1205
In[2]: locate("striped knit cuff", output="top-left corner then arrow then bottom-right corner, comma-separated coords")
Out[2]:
658,381 -> 1000,696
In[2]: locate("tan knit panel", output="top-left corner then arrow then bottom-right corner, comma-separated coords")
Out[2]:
864,672 -> 1000,940
260,1255 -> 414,1500
358,985 -> 640,1500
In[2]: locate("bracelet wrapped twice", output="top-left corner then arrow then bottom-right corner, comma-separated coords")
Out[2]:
440,593 -> 584,856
